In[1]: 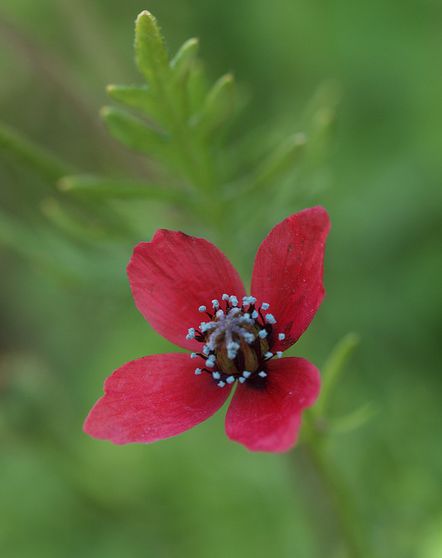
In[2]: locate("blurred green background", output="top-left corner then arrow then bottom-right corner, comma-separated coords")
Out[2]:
1,1 -> 441,557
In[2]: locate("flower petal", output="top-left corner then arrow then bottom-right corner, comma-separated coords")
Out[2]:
84,353 -> 231,444
251,206 -> 330,351
127,230 -> 246,350
225,357 -> 320,452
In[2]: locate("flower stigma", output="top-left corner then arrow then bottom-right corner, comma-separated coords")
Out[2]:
187,295 -> 286,387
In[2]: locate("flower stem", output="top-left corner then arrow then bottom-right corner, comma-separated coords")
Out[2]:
290,431 -> 369,558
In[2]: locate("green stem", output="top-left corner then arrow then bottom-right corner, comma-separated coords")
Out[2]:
291,430 -> 369,558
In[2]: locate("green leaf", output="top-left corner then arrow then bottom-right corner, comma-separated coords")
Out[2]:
0,209 -> 81,280
58,174 -> 192,205
41,197 -> 107,241
135,10 -> 169,89
106,84 -> 155,115
197,73 -> 235,135
329,402 -> 377,434
0,121 -> 73,181
316,333 -> 360,417
256,133 -> 306,185
171,38 -> 199,78
101,106 -> 168,157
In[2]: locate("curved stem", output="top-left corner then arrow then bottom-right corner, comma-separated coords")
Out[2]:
290,431 -> 369,558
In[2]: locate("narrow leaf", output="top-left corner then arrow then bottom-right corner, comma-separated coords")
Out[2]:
58,174 -> 191,205
329,403 -> 377,434
171,38 -> 199,77
255,133 -> 306,187
316,333 -> 361,417
197,73 -> 235,135
135,10 -> 169,88
0,121 -> 73,181
107,85 -> 154,114
101,106 -> 168,156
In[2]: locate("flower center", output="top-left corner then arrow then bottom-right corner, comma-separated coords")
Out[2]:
187,294 -> 285,387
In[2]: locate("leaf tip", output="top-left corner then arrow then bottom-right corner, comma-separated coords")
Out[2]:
136,9 -> 155,24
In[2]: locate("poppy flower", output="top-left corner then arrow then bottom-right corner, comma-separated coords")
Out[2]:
84,206 -> 330,452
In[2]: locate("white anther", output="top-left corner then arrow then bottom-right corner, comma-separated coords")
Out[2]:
264,352 -> 273,359
242,296 -> 257,305
202,345 -> 210,355
229,295 -> 239,307
239,377 -> 246,384
251,310 -> 259,319
258,329 -> 268,339
198,305 -> 207,312
217,381 -> 226,388
200,321 -> 216,333
206,358 -> 215,368
278,333 -> 286,341
276,351 -> 283,358
212,371 -> 221,380
265,314 -> 277,325
258,371 -> 267,378
222,293 -> 230,301
261,302 -> 270,310
212,299 -> 219,309
229,307 -> 241,316
186,328 -> 196,340
227,341 -> 240,360
242,371 -> 252,378
216,309 -> 225,318
194,368 -> 202,375
226,376 -> 236,384
243,332 -> 255,344
190,353 -> 198,359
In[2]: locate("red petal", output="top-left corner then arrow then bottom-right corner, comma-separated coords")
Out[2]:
251,207 -> 330,351
127,230 -> 245,350
225,357 -> 320,452
84,353 -> 231,444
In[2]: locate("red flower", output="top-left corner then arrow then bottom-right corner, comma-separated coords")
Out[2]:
84,207 -> 330,452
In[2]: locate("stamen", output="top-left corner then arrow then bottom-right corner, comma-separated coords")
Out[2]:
276,351 -> 283,358
186,328 -> 196,340
200,321 -> 217,333
242,332 -> 255,344
227,341 -> 240,359
189,293 -> 278,386
265,314 -> 277,324
206,356 -> 216,368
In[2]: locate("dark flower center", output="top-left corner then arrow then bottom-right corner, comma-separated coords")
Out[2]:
187,295 -> 285,387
